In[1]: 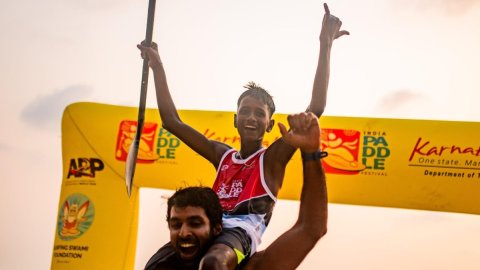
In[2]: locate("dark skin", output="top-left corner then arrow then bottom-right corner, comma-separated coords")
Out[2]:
169,206 -> 221,269
138,3 -> 346,269
190,112 -> 326,270
242,112 -> 327,270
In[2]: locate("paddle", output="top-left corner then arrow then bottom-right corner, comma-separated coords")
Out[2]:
125,0 -> 157,197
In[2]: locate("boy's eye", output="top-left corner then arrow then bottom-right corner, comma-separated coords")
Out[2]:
255,111 -> 266,117
239,108 -> 250,115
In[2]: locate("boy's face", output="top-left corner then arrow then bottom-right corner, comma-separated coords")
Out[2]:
168,206 -> 220,263
235,96 -> 274,142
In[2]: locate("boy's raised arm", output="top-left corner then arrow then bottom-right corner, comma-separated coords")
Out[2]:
264,3 -> 348,193
308,3 -> 349,117
244,112 -> 328,270
137,43 -> 230,166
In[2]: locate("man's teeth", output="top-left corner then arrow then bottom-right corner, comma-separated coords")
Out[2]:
180,243 -> 195,248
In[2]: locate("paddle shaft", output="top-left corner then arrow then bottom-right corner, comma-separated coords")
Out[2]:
126,0 -> 157,197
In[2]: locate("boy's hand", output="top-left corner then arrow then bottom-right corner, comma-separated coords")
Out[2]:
137,41 -> 163,69
320,3 -> 349,45
278,112 -> 321,153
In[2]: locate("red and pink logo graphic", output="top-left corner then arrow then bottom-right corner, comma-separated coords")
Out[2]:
321,129 -> 365,175
115,120 -> 159,163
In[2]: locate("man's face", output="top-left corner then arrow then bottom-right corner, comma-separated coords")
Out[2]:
168,206 -> 219,263
235,96 -> 273,142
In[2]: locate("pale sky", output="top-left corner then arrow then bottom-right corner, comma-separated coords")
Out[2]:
1,0 -> 480,269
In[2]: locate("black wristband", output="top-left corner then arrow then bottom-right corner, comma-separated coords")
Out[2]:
301,150 -> 328,161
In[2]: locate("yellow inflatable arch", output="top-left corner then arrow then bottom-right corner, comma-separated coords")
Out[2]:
52,102 -> 480,269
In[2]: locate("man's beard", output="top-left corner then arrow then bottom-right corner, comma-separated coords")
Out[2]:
177,231 -> 216,268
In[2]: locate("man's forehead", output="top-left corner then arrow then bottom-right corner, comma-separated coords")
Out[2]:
170,205 -> 208,219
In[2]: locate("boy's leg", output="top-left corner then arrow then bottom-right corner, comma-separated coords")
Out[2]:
199,227 -> 251,270
199,243 -> 237,270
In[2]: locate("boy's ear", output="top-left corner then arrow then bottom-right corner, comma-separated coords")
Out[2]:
266,119 -> 275,132
233,114 -> 238,128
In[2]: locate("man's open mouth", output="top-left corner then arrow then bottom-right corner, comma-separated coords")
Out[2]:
178,241 -> 198,258
180,243 -> 196,248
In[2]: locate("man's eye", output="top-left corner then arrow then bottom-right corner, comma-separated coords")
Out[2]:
189,221 -> 203,228
169,223 -> 181,230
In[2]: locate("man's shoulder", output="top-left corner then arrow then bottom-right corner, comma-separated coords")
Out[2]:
144,242 -> 177,270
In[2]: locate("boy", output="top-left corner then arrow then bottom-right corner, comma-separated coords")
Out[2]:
138,3 -> 347,269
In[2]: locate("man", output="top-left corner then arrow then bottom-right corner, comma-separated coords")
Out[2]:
138,3 -> 345,269
145,112 -> 328,270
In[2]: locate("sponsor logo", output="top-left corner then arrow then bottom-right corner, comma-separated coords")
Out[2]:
321,129 -> 365,175
361,131 -> 391,172
217,180 -> 244,200
67,158 -> 104,178
155,128 -> 180,159
321,129 -> 391,176
115,120 -> 159,163
408,137 -> 480,161
57,193 -> 95,241
407,137 -> 480,179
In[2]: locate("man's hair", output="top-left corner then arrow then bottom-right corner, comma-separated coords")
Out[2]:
237,81 -> 276,117
166,187 -> 223,229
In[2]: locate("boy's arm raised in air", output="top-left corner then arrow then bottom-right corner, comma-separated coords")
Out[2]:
137,43 -> 230,167
308,3 -> 349,117
243,112 -> 328,270
264,3 -> 348,194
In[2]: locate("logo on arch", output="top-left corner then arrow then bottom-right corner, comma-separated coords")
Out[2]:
321,128 -> 366,175
115,120 -> 159,163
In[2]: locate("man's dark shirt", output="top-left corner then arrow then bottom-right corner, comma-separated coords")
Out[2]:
145,242 -> 198,270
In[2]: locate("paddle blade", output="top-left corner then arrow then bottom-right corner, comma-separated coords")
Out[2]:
125,0 -> 156,197
125,135 -> 140,197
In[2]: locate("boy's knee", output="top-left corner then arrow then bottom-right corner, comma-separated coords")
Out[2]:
199,245 -> 237,270
199,253 -> 223,270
